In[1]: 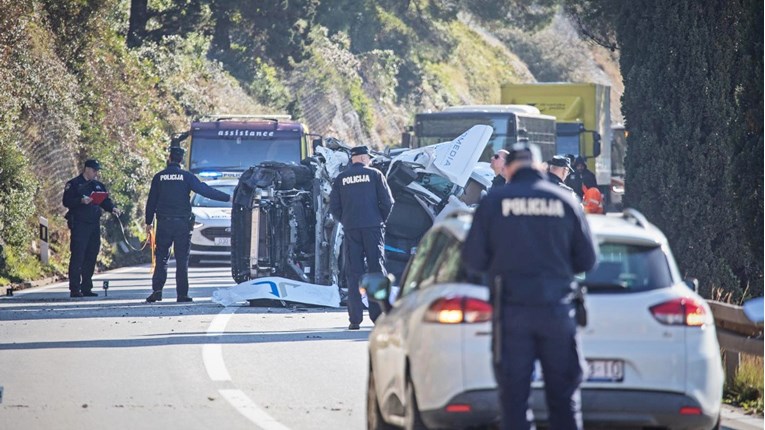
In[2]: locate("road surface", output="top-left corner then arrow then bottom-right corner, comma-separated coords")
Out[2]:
1,262 -> 761,429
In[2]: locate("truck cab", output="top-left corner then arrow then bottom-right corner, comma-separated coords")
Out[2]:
184,115 -> 313,180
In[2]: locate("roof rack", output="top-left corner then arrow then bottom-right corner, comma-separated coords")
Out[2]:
622,208 -> 649,229
198,114 -> 292,122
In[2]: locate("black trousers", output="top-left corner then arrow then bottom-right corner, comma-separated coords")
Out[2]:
68,222 -> 101,293
498,304 -> 584,430
344,227 -> 384,325
152,218 -> 192,297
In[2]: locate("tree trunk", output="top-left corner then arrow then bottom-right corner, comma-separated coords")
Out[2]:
127,0 -> 148,48
211,1 -> 231,51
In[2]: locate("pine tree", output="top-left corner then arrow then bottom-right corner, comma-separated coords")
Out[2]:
618,0 -> 759,297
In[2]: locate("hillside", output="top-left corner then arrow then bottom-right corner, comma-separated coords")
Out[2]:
0,0 -> 622,285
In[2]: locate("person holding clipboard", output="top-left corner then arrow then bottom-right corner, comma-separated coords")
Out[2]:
62,159 -> 121,298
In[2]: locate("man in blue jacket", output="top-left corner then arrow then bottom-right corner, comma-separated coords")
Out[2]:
329,146 -> 394,329
463,143 -> 598,430
145,146 -> 230,303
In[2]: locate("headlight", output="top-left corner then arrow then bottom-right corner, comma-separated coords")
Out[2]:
194,222 -> 203,229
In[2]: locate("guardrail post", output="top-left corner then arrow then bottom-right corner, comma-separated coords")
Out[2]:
39,216 -> 49,264
723,349 -> 740,386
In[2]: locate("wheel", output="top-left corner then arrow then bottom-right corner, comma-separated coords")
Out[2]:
405,377 -> 428,430
367,365 -> 396,430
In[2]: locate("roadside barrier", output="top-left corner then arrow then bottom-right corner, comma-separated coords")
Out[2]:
708,300 -> 763,384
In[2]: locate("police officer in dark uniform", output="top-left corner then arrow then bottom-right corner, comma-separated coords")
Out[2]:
144,146 -> 231,303
63,159 -> 122,298
462,143 -> 598,430
329,146 -> 394,330
547,155 -> 579,200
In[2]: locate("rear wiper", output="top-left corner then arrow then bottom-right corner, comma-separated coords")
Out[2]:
580,281 -> 629,290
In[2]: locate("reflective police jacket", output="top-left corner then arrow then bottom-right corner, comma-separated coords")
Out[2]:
62,174 -> 116,224
462,168 -> 598,305
145,163 -> 230,225
329,162 -> 394,230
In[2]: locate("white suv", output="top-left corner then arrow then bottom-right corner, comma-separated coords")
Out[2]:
364,209 -> 723,430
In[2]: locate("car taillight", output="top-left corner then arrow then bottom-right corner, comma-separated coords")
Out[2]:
424,297 -> 492,324
649,297 -> 707,326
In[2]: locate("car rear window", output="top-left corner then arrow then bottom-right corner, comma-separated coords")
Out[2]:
581,242 -> 673,293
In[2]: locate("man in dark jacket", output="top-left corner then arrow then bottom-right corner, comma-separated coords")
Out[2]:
145,146 -> 230,303
329,146 -> 394,329
565,156 -> 597,199
463,143 -> 598,430
488,149 -> 509,193
63,159 -> 121,298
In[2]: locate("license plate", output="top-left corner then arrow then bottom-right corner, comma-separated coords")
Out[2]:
214,237 -> 231,246
533,359 -> 624,382
586,359 -> 624,382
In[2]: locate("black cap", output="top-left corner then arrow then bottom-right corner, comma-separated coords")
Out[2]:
548,155 -> 573,172
505,142 -> 541,166
84,159 -> 101,170
350,146 -> 369,157
169,146 -> 186,158
574,156 -> 587,167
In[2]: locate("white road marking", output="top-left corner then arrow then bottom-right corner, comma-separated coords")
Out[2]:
205,306 -> 291,430
203,307 -> 237,381
218,389 -> 290,430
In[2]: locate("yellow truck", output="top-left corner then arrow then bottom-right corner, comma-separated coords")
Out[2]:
500,82 -> 612,196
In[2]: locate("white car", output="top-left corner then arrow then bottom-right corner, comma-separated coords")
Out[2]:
189,179 -> 238,265
364,209 -> 723,430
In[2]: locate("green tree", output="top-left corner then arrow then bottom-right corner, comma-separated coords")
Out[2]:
568,0 -> 763,297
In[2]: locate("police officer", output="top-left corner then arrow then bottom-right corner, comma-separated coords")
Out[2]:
63,159 -> 122,298
488,149 -> 509,193
547,155 -> 579,200
144,146 -> 231,303
462,143 -> 598,430
329,146 -> 394,330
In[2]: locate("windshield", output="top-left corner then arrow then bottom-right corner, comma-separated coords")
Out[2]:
189,137 -> 301,172
581,243 -> 673,293
192,185 -> 235,208
556,122 -> 582,157
415,114 -> 514,162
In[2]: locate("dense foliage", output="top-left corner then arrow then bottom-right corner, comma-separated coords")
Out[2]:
568,0 -> 763,299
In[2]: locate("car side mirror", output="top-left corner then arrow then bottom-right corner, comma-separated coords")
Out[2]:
361,272 -> 395,313
743,297 -> 764,324
683,277 -> 699,293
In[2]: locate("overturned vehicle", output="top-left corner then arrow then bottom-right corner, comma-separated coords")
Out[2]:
229,125 -> 494,293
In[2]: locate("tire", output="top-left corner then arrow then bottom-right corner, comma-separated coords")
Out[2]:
405,377 -> 428,430
367,366 -> 396,430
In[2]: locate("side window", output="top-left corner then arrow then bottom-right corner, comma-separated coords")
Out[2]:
416,233 -> 451,289
434,238 -> 462,284
399,230 -> 450,297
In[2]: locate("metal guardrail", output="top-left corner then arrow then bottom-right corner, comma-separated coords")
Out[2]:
708,300 -> 763,384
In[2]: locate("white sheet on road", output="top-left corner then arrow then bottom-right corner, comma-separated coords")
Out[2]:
212,277 -> 341,307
